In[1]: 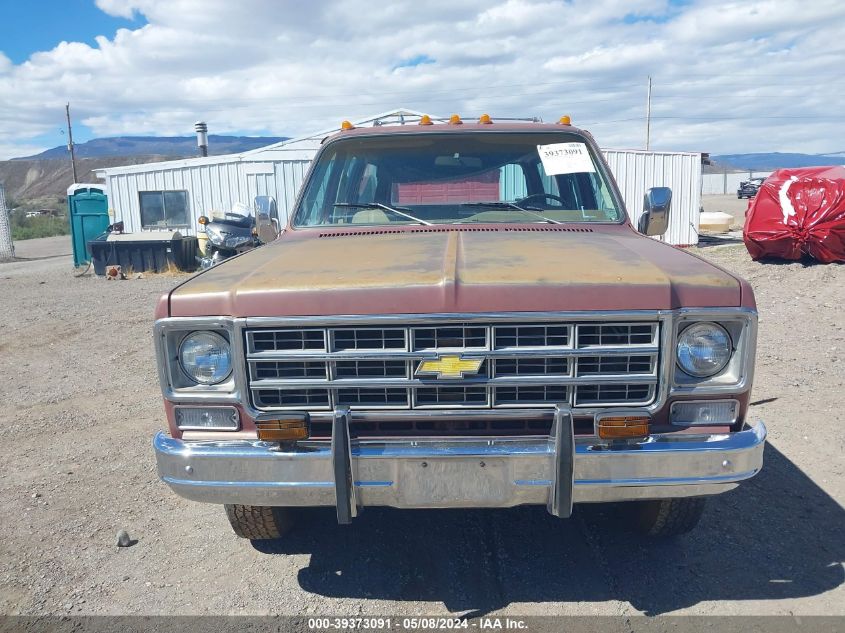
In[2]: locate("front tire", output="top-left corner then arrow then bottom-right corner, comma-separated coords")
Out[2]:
631,497 -> 707,537
224,504 -> 294,540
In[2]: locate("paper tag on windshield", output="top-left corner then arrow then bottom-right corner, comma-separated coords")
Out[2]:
537,142 -> 595,175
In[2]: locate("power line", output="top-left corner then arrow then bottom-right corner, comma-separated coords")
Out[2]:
100,78 -> 646,106
652,93 -> 845,100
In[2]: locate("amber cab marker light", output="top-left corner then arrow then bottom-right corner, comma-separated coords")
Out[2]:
598,415 -> 650,440
558,115 -> 572,125
478,113 -> 493,124
256,418 -> 309,442
448,114 -> 463,125
340,120 -> 355,131
419,114 -> 434,125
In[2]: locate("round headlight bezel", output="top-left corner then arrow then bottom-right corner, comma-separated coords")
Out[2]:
178,330 -> 233,385
676,322 -> 733,378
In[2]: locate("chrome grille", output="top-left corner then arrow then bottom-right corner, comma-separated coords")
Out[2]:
245,320 -> 660,412
413,325 -> 487,350
576,323 -> 654,347
495,324 -> 569,348
332,328 -> 405,351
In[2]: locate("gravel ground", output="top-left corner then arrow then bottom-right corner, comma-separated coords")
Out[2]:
0,236 -> 842,618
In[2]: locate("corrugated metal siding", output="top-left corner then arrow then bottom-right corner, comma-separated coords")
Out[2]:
105,159 -> 311,235
603,150 -> 701,246
274,160 -> 311,224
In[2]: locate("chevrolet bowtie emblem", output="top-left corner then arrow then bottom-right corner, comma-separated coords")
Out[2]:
415,355 -> 484,380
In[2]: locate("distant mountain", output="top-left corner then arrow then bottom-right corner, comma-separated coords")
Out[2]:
712,152 -> 845,171
16,135 -> 286,160
0,156 -> 175,203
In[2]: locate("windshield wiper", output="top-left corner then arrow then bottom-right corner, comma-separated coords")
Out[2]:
460,202 -> 562,225
334,202 -> 433,226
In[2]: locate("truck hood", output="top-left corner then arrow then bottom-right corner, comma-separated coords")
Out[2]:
168,226 -> 743,317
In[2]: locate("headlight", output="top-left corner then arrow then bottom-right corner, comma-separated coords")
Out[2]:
204,225 -> 225,246
676,322 -> 732,377
178,331 -> 232,384
224,234 -> 252,248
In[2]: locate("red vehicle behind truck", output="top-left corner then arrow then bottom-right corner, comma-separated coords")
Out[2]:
152,115 -> 765,540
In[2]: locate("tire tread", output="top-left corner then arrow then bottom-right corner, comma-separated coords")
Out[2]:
224,504 -> 293,540
636,497 -> 706,537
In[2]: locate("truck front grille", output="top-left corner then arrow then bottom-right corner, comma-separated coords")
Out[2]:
244,320 -> 660,415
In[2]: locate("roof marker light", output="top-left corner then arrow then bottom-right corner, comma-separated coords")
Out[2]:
558,115 -> 572,125
419,114 -> 434,125
341,120 -> 355,130
448,114 -> 463,125
478,113 -> 493,124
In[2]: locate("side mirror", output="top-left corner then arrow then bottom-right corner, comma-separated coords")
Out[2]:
638,187 -> 672,236
254,196 -> 281,243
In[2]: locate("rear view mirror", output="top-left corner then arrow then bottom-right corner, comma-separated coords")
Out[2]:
638,187 -> 672,236
434,155 -> 482,168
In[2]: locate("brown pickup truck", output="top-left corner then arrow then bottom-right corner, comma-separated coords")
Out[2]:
153,116 -> 765,540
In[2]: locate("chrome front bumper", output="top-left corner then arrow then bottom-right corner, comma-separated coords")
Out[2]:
154,407 -> 767,522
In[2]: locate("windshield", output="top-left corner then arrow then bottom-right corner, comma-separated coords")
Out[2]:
211,201 -> 253,227
293,132 -> 623,227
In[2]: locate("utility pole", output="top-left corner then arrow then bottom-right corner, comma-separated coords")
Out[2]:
645,76 -> 652,151
65,103 -> 78,183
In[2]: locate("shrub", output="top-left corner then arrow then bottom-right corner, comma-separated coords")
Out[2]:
12,214 -> 70,241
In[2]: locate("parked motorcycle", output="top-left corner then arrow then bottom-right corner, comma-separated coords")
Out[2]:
197,197 -> 280,269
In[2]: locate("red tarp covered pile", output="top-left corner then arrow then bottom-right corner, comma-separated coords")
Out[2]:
743,166 -> 845,263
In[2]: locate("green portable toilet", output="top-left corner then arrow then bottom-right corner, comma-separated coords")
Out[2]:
68,184 -> 109,267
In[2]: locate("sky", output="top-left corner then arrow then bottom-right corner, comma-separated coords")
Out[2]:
0,0 -> 843,160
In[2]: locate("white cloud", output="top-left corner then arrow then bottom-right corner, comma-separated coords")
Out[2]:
0,52 -> 12,74
1,0 -> 844,159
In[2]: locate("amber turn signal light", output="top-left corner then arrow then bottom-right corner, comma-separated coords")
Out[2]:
256,417 -> 309,441
198,215 -> 208,225
597,415 -> 650,439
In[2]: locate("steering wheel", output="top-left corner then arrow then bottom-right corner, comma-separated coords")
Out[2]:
516,193 -> 566,207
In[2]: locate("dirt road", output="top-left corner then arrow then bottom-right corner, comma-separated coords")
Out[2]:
0,236 -> 842,617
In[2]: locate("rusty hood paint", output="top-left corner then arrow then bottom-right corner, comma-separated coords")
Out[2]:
168,226 -> 743,317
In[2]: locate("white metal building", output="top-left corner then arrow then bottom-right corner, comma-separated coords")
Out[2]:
604,149 -> 702,246
702,171 -> 772,196
96,108 -> 702,245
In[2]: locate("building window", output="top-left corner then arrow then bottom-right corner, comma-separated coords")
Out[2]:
139,190 -> 189,228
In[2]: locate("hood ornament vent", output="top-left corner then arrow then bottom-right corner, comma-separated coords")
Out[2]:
318,226 -> 594,238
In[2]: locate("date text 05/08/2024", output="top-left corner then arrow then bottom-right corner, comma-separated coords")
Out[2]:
307,617 -> 529,630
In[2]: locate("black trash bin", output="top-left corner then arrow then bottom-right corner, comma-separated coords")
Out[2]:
87,231 -> 198,276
